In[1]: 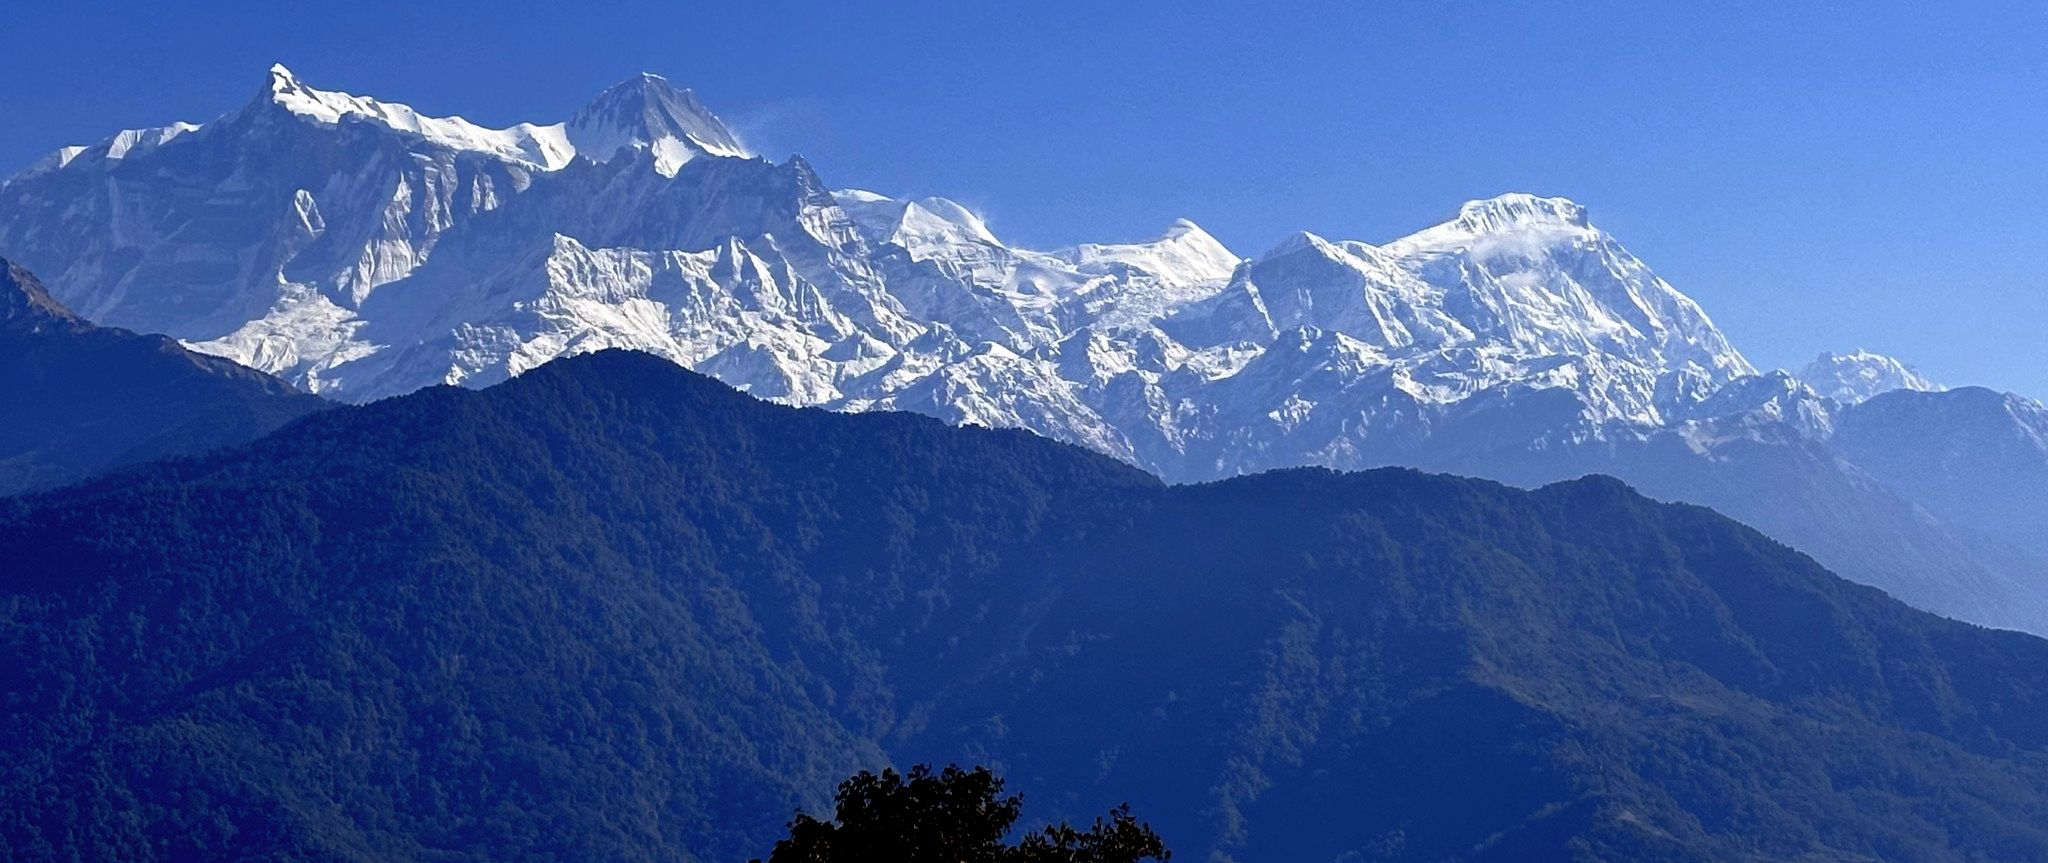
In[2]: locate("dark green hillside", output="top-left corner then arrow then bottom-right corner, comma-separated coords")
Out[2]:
0,259 -> 326,495
5,350 -> 2047,862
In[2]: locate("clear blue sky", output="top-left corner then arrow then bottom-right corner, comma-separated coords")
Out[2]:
7,0 -> 2046,395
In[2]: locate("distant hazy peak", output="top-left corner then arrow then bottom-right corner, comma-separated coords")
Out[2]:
1799,350 -> 1943,405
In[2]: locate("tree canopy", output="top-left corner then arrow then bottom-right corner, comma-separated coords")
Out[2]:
758,765 -> 1167,863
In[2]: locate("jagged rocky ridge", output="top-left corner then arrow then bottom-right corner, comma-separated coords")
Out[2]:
3,67 -> 2043,632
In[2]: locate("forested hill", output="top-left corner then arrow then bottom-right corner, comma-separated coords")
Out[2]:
5,350 -> 2048,862
0,258 -> 326,495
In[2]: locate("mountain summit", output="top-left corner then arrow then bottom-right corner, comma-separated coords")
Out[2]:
567,72 -> 751,175
1446,191 -> 1592,234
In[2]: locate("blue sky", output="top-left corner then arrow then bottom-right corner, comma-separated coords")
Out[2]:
8,0 -> 2046,395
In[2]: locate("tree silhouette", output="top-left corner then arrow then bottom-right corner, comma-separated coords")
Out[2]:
755,765 -> 1169,863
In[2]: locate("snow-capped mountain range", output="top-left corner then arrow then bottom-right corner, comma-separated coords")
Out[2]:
5,67 -> 2044,632
0,66 -> 1766,467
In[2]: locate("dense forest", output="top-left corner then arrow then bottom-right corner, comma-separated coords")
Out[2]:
5,350 -> 2048,861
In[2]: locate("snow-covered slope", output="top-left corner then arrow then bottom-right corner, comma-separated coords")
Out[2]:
7,66 -> 2046,634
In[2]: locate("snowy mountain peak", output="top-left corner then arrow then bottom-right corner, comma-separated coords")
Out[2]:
257,62 -> 381,123
1149,218 -> 1232,258
831,190 -> 1003,251
266,62 -> 300,91
567,73 -> 750,176
248,64 -> 576,169
1447,193 -> 1591,235
213,65 -> 754,175
1057,219 -> 1240,284
1155,219 -> 1231,255
901,198 -> 999,246
1798,350 -> 1943,405
1263,230 -> 1338,259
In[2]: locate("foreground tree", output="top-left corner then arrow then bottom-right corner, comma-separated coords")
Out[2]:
755,765 -> 1169,863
